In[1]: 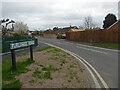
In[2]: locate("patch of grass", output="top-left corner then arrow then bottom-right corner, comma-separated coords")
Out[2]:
68,80 -> 71,82
69,65 -> 74,68
34,46 -> 53,52
32,68 -> 42,77
39,65 -> 44,67
62,54 -> 67,58
29,79 -> 36,84
43,71 -> 52,80
49,57 -> 59,61
42,65 -> 59,72
2,58 -> 34,88
77,79 -> 80,83
91,43 -> 119,49
79,68 -> 85,72
64,75 -> 68,77
39,81 -> 44,85
18,53 -> 29,57
32,65 -> 58,80
55,53 -> 60,56
70,76 -> 73,79
2,80 -> 22,89
60,59 -> 68,66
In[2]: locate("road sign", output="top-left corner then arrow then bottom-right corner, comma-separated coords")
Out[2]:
10,40 -> 34,49
10,40 -> 35,70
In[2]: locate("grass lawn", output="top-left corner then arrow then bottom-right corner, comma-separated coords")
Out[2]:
2,58 -> 35,89
90,43 -> 119,49
2,46 -> 86,88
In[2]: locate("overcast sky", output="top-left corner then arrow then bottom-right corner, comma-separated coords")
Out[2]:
2,0 -> 120,31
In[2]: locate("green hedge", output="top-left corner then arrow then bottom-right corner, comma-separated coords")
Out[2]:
2,36 -> 38,53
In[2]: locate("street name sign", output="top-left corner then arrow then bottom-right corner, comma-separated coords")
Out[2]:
10,40 -> 35,49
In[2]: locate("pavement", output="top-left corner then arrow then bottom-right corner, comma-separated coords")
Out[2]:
38,37 -> 118,88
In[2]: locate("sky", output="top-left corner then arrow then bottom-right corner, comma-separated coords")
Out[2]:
1,0 -> 120,31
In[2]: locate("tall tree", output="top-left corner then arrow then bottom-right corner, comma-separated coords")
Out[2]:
103,13 -> 117,29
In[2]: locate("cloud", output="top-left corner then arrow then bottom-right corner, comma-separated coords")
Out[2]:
2,0 -> 119,30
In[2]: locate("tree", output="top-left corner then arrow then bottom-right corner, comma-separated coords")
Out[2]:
84,15 -> 95,29
103,13 -> 117,29
0,18 -> 15,36
14,21 -> 29,35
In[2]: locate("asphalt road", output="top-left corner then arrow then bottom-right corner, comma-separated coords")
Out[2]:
38,37 -> 118,88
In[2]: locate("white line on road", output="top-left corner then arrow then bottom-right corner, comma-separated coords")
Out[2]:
66,42 -> 74,44
77,44 -> 118,52
39,41 -> 109,89
76,46 -> 108,55
56,42 -> 62,44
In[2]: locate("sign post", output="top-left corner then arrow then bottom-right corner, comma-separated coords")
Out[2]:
11,49 -> 16,70
30,45 -> 33,60
10,40 -> 35,70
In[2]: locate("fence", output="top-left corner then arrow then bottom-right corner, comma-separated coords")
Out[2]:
66,29 -> 119,43
2,36 -> 38,53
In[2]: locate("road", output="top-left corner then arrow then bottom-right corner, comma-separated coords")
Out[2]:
38,37 -> 118,88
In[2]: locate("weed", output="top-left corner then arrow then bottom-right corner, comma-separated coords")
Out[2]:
39,65 -> 44,67
43,53 -> 46,55
39,81 -> 44,85
70,76 -> 73,79
69,65 -> 74,68
2,80 -> 22,89
32,68 -> 41,77
42,65 -> 59,72
79,68 -> 85,72
29,79 -> 36,83
68,80 -> 71,82
53,48 -> 61,52
64,75 -> 68,77
60,63 -> 63,66
49,57 -> 59,61
77,79 -> 80,83
43,71 -> 52,80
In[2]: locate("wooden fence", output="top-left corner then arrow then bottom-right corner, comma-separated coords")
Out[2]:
66,29 -> 119,43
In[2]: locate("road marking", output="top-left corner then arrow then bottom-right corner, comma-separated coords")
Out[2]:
66,42 -> 74,44
39,41 -> 109,89
77,44 -> 118,52
56,42 -> 62,44
76,46 -> 108,55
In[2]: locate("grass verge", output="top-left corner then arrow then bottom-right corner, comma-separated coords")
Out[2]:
34,46 -> 53,52
2,58 -> 35,89
90,43 -> 119,49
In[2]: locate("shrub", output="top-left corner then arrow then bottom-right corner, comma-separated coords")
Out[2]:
57,34 -> 62,39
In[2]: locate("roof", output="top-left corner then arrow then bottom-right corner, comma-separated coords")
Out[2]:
69,29 -> 85,32
107,20 -> 120,30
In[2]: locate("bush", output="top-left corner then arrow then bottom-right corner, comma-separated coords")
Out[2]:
57,34 -> 62,39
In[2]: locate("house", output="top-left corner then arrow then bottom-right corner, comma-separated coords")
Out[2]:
107,20 -> 120,30
69,29 -> 85,32
54,26 -> 78,34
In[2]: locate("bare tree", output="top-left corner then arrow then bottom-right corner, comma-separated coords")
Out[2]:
14,21 -> 29,35
0,19 -> 15,36
84,15 -> 95,29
